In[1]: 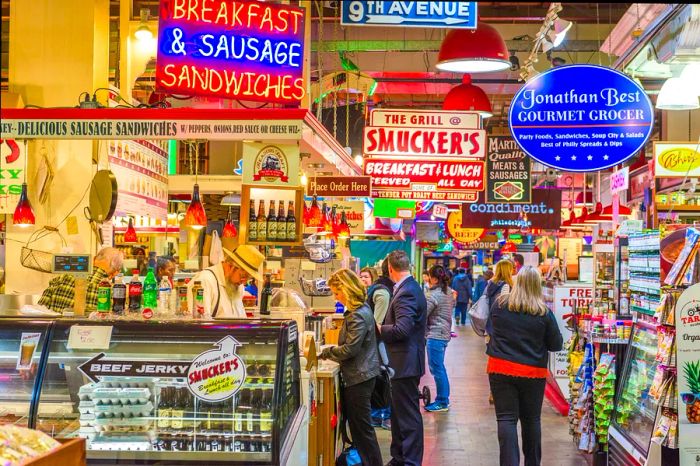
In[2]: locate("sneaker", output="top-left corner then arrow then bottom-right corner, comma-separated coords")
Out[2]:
424,402 -> 449,412
371,417 -> 383,427
381,419 -> 391,430
450,331 -> 458,338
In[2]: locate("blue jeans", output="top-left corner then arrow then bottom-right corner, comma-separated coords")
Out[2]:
427,338 -> 450,405
454,302 -> 469,324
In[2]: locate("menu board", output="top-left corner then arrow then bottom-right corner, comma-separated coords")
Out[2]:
108,140 -> 168,219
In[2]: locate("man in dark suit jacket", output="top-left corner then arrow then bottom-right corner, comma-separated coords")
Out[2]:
381,250 -> 427,466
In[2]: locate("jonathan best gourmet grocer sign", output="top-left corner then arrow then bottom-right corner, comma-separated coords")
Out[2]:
509,65 -> 653,172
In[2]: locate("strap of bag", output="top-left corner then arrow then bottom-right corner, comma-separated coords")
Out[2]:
206,269 -> 221,317
338,382 -> 353,446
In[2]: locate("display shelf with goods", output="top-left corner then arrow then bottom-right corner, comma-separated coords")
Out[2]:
628,231 -> 661,317
614,236 -> 631,319
0,318 -> 305,465
240,185 -> 305,247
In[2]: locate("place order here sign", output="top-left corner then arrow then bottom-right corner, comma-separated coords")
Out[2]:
363,109 -> 486,202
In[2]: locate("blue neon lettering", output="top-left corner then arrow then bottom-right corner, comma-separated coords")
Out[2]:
245,37 -> 260,61
197,34 -> 214,57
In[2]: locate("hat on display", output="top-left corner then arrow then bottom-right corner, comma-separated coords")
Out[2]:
223,245 -> 264,282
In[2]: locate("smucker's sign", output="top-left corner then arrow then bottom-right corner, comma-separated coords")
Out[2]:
487,136 -> 531,203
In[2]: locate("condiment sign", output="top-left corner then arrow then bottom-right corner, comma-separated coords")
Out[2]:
509,65 -> 653,172
341,1 -> 477,29
309,176 -> 371,197
187,336 -> 247,402
157,0 -> 306,104
654,142 -> 700,177
487,136 -> 531,203
445,210 -> 484,245
461,189 -> 562,230
242,142 -> 300,186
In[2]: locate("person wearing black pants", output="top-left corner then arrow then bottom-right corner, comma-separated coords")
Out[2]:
342,378 -> 382,465
389,377 -> 423,464
485,266 -> 563,466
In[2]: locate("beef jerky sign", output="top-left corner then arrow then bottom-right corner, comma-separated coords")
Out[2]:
487,136 -> 531,203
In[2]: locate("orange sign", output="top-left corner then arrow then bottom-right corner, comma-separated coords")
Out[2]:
446,211 -> 484,245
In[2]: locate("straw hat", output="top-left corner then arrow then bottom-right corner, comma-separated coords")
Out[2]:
223,245 -> 264,282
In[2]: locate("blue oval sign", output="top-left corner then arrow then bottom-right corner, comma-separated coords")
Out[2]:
509,65 -> 653,172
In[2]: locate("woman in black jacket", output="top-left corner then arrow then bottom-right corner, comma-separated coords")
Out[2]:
486,265 -> 563,466
320,268 -> 382,466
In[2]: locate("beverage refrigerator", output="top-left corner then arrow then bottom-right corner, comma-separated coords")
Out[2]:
0,317 -> 306,465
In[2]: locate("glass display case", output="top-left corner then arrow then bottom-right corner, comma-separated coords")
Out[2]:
0,318 -> 303,465
0,318 -> 53,428
628,231 -> 661,317
614,236 -> 631,318
612,323 -> 660,457
593,243 -> 615,316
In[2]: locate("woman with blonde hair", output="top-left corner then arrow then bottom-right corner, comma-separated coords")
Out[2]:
320,269 -> 383,466
486,266 -> 563,466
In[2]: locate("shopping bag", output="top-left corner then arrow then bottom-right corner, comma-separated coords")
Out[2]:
371,367 -> 392,410
468,293 -> 490,337
336,446 -> 362,466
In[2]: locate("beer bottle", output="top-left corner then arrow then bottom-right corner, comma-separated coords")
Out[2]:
248,199 -> 257,241
266,200 -> 277,241
277,201 -> 286,241
260,274 -> 272,316
286,201 -> 296,242
256,200 -> 267,241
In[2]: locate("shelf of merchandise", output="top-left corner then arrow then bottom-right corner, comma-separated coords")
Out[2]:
628,232 -> 661,320
593,243 -> 616,317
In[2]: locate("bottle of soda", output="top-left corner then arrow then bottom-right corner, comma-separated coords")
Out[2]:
143,267 -> 158,309
128,270 -> 143,313
192,280 -> 205,318
112,274 -> 127,315
97,277 -> 111,313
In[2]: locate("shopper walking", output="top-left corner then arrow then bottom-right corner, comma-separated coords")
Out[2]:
486,266 -> 563,466
485,260 -> 515,314
320,269 -> 383,466
451,268 -> 472,325
424,265 -> 456,412
380,250 -> 427,466
473,269 -> 493,302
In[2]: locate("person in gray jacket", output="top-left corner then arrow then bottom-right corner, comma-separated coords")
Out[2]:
320,268 -> 382,466
424,265 -> 456,412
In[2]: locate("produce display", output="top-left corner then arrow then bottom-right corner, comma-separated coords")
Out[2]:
0,424 -> 61,465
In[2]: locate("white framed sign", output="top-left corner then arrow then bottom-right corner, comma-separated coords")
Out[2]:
187,336 -> 247,402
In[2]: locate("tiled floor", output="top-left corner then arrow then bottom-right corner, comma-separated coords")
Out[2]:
375,323 -> 589,466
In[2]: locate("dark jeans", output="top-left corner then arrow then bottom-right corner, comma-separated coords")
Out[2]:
427,338 -> 450,405
390,377 -> 424,466
343,377 -> 383,466
488,373 -> 546,466
454,302 -> 469,324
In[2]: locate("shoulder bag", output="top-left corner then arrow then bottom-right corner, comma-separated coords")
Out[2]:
371,324 -> 392,410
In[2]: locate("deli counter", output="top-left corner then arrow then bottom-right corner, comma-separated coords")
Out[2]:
0,317 -> 306,465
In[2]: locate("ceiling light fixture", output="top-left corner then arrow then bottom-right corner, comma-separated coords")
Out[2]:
220,192 -> 241,206
680,63 -> 700,98
656,77 -> 700,111
436,22 -> 510,73
442,74 -> 493,118
124,217 -> 138,243
354,154 -> 364,166
134,8 -> 153,41
548,17 -> 572,47
183,142 -> 207,230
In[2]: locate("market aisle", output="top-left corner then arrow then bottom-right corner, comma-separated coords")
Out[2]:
375,324 -> 587,466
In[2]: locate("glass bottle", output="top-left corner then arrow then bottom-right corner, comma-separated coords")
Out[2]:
267,200 -> 277,241
276,201 -> 286,241
256,200 -> 267,241
248,199 -> 257,241
260,274 -> 272,316
286,201 -> 297,241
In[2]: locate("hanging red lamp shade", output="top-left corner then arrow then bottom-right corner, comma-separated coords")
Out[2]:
123,217 -> 138,243
575,191 -> 594,206
306,196 -> 322,228
583,202 -> 605,224
560,211 -> 578,230
571,208 -> 590,227
442,74 -> 493,117
337,212 -> 351,238
501,241 -> 517,254
183,184 -> 207,230
222,218 -> 238,238
601,204 -> 632,217
13,183 -> 35,227
436,22 -> 510,73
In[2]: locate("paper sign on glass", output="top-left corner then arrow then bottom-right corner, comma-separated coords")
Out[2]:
17,333 -> 41,370
68,325 -> 113,350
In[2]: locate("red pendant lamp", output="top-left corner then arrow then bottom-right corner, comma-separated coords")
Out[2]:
436,22 -> 510,73
571,208 -> 590,227
222,208 -> 238,238
601,204 -> 632,217
306,195 -> 322,228
560,211 -> 579,230
583,202 -> 606,224
442,74 -> 493,117
123,217 -> 138,243
338,211 -> 351,238
13,183 -> 35,227
183,142 -> 207,230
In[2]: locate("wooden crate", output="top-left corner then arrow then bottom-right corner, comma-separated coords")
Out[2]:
26,438 -> 86,466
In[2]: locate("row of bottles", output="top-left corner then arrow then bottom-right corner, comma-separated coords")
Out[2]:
248,199 -> 296,242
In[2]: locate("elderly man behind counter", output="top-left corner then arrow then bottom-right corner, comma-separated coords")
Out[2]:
39,247 -> 124,313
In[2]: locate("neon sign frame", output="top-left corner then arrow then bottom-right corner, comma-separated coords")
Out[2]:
156,0 -> 306,104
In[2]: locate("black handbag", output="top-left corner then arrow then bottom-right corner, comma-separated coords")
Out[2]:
370,367 -> 392,409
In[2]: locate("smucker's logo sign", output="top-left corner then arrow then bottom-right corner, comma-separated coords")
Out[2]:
253,145 -> 289,182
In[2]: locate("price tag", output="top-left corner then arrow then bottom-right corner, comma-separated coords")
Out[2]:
67,325 -> 113,350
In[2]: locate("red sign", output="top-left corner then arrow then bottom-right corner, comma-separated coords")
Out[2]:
365,158 -> 484,202
309,176 -> 371,197
363,126 -> 485,158
156,0 -> 306,104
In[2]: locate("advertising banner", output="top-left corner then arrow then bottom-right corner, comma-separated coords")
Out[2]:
509,65 -> 653,172
461,189 -> 562,229
0,139 -> 25,213
654,142 -> 700,177
327,200 -> 365,235
675,284 -> 700,464
108,139 -> 168,219
341,1 -> 477,28
486,136 -> 531,203
363,126 -> 485,158
156,0 -> 305,104
445,210 -> 484,246
309,176 -> 371,197
242,142 -> 300,187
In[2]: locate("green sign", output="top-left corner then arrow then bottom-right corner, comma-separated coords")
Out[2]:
373,199 -> 416,219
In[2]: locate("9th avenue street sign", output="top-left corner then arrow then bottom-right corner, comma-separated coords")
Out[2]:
342,1 -> 477,28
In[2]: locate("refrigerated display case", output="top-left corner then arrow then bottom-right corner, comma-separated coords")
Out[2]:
614,236 -> 631,318
609,322 -> 660,465
0,317 -> 305,465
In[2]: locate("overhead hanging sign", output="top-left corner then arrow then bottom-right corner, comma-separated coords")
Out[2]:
675,284 -> 700,462
242,142 -> 300,186
156,0 -> 306,104
341,1 -> 477,28
0,139 -> 25,213
461,189 -> 562,230
653,142 -> 700,177
509,65 -> 654,172
487,136 -> 531,203
364,126 -> 485,158
365,157 -> 484,202
369,109 -> 480,129
445,210 -> 485,245
309,176 -> 371,197
609,166 -> 629,194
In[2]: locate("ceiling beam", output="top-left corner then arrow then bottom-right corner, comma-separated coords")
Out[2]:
313,39 -> 604,53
